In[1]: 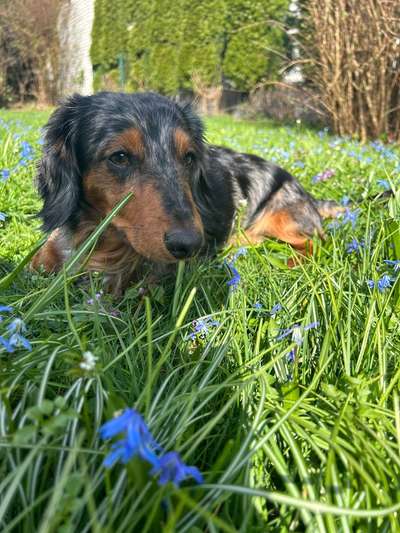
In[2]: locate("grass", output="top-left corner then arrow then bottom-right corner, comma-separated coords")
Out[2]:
1,108 -> 400,532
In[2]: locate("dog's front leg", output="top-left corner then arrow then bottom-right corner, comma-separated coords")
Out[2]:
31,229 -> 66,273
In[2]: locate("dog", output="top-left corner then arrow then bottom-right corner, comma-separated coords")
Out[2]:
32,91 -> 340,293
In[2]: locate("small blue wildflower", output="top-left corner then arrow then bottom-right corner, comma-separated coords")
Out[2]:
269,303 -> 282,316
100,408 -> 203,487
100,408 -> 160,468
341,208 -> 360,229
0,335 -> 13,353
377,179 -> 390,190
253,302 -> 263,310
276,327 -> 294,341
7,317 -> 26,335
0,305 -> 13,313
6,318 -> 32,351
20,141 -> 34,160
287,348 -> 296,363
9,333 -> 32,351
226,263 -> 241,290
312,168 -> 335,183
1,169 -> 10,181
384,260 -> 400,272
377,275 -> 393,292
188,317 -> 220,340
341,196 -> 351,207
346,238 -> 364,254
231,247 -> 247,262
87,290 -> 103,305
150,451 -> 204,487
367,275 -> 393,292
276,321 -> 319,341
327,219 -> 342,231
303,321 -> 320,331
0,213 -> 6,222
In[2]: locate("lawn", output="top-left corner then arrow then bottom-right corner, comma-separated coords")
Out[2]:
1,108 -> 400,532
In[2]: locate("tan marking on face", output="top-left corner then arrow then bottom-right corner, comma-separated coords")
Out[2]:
107,128 -> 145,159
84,169 -> 177,262
174,128 -> 191,158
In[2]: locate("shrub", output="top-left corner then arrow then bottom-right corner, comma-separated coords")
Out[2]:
302,0 -> 400,141
0,0 -> 61,105
91,0 -> 290,96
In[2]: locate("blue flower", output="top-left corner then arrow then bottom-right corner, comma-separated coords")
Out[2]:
1,169 -> 10,181
7,317 -> 27,334
9,333 -> 32,351
3,318 -> 32,351
312,169 -> 335,183
269,303 -> 282,316
100,408 -> 203,487
276,321 -> 319,341
188,317 -> 220,340
341,196 -> 351,207
377,179 -> 390,190
287,348 -> 296,363
253,302 -> 263,310
231,247 -> 247,262
341,208 -> 360,229
150,451 -> 204,487
377,275 -> 393,292
100,408 -> 160,468
0,305 -> 13,313
303,321 -> 320,331
20,141 -> 34,160
0,335 -> 13,353
0,213 -> 6,222
87,290 -> 103,305
346,238 -> 364,254
367,275 -> 393,292
384,260 -> 400,272
226,263 -> 241,290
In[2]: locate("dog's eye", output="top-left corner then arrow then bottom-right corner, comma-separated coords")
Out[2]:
183,152 -> 196,167
109,151 -> 130,166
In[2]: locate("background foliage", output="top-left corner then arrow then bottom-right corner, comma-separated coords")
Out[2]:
91,0 -> 289,93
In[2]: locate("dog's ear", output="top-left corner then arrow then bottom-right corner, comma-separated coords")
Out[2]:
178,101 -> 204,150
37,94 -> 87,232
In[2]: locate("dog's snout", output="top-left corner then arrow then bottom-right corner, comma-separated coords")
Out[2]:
164,229 -> 203,259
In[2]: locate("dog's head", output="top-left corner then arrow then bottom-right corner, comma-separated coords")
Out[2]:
38,92 -> 205,262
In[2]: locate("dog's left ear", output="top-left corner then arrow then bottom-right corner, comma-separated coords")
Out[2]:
37,94 -> 87,232
178,101 -> 204,151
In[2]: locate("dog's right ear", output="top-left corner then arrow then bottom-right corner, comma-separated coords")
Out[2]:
37,94 -> 87,232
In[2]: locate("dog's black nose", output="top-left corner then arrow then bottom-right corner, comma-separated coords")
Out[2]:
164,229 -> 203,259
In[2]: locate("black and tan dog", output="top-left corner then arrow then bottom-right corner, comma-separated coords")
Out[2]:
32,91 -> 339,292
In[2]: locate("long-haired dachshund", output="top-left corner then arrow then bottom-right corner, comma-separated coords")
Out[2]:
32,92 -> 340,292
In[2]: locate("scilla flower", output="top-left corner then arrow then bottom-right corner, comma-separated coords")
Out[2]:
100,408 -> 203,487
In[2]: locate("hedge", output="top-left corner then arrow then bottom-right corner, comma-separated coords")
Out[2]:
91,0 -> 289,93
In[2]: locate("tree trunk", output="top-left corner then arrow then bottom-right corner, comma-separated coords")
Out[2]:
58,0 -> 94,97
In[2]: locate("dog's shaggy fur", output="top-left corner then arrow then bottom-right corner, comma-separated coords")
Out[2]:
32,91 -> 340,292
